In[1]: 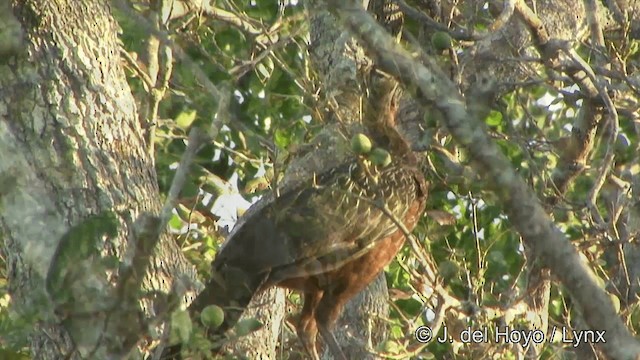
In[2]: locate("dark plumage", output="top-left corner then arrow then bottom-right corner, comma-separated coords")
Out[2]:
161,82 -> 427,359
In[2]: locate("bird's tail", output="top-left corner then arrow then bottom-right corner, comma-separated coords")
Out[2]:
189,262 -> 267,337
160,263 -> 266,359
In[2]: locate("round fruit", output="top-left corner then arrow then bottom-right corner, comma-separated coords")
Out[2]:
431,31 -> 452,51
350,133 -> 373,155
200,305 -> 225,329
369,148 -> 392,167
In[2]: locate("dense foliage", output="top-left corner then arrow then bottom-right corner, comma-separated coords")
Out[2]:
2,1 -> 639,359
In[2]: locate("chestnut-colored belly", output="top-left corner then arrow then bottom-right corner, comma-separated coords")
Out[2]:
278,199 -> 422,305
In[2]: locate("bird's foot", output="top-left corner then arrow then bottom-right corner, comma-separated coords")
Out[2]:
318,323 -> 347,360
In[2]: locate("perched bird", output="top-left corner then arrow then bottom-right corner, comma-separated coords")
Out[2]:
161,82 -> 427,359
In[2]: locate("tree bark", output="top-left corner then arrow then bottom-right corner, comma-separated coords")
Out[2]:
233,2 -> 391,358
0,1 -> 196,359
303,2 -> 392,359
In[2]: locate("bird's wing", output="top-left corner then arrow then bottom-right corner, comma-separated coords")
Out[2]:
214,160 -> 424,282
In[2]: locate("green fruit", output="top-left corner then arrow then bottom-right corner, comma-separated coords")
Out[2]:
351,133 -> 373,154
431,31 -> 452,51
368,148 -> 392,167
200,305 -> 225,329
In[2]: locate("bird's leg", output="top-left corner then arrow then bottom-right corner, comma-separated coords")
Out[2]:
315,293 -> 350,360
298,290 -> 323,360
317,322 -> 347,360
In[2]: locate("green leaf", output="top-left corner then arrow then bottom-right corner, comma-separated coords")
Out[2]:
0,348 -> 30,360
484,110 -> 503,127
234,318 -> 263,337
170,309 -> 193,345
394,298 -> 422,317
168,213 -> 184,230
175,109 -> 197,129
274,127 -> 291,149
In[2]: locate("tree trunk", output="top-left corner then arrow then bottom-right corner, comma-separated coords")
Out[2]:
0,1 -> 196,359
305,2 -> 391,358
230,2 -> 390,357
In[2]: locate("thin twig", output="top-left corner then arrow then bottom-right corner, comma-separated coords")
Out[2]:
487,0 -> 516,33
119,48 -> 155,89
392,0 -> 478,41
113,0 -> 223,100
560,48 -> 620,227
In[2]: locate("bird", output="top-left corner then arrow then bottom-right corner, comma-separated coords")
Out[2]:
160,81 -> 428,359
